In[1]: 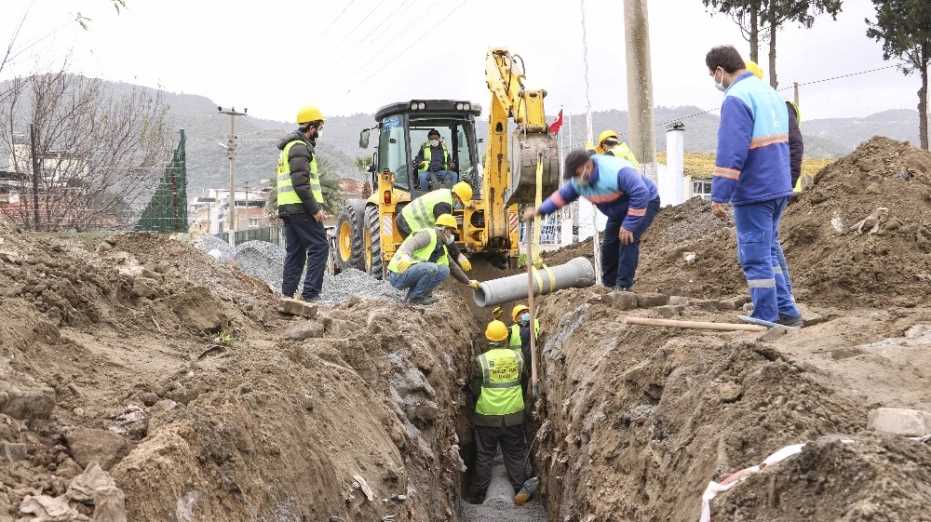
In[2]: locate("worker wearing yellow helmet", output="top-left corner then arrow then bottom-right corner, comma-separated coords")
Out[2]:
469,319 -> 537,505
386,214 -> 479,305
397,181 -> 475,271
277,105 -> 328,301
595,129 -> 640,167
507,304 -> 541,365
746,60 -> 804,193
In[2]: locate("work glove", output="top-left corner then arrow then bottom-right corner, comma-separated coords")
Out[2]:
396,255 -> 413,273
468,279 -> 481,289
457,253 -> 472,272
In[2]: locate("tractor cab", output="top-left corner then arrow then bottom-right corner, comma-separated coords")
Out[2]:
360,100 -> 482,198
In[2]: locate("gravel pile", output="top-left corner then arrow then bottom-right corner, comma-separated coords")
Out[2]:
231,240 -> 403,305
194,235 -> 234,262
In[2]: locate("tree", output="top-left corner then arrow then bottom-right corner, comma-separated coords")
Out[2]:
263,155 -> 345,217
867,0 -> 931,150
702,0 -> 843,87
0,68 -> 171,230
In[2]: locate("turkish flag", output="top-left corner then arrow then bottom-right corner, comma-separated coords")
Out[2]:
548,109 -> 564,135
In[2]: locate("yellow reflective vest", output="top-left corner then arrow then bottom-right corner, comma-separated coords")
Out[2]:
419,142 -> 449,171
604,142 -> 639,167
277,140 -> 323,207
474,345 -> 525,420
387,228 -> 449,273
508,321 -> 541,349
401,189 -> 453,233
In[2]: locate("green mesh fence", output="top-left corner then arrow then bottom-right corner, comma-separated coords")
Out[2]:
135,129 -> 187,232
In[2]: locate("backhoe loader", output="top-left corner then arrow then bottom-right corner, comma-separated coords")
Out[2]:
335,48 -> 559,278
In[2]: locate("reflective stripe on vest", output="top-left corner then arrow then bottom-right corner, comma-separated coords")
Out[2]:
475,347 -> 524,416
508,320 -> 541,349
419,142 -> 449,171
387,228 -> 450,273
277,140 -> 323,206
401,188 -> 453,232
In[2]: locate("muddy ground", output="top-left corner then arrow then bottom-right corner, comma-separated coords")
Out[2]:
2,137 -> 931,522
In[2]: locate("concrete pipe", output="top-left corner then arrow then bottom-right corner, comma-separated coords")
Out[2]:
473,257 -> 595,307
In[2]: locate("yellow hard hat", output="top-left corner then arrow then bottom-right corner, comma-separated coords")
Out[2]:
597,130 -> 619,145
746,61 -> 764,80
512,304 -> 529,323
296,105 -> 325,125
451,182 -> 473,203
435,213 -> 457,230
485,320 -> 509,342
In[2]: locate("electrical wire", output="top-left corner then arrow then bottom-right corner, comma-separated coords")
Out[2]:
345,0 -> 385,36
357,0 -> 416,46
347,0 -> 466,94
322,0 -> 361,36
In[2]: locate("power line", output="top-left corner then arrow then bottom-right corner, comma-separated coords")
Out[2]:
357,0 -> 416,47
345,0 -> 386,36
322,0 -> 361,36
348,0 -> 466,93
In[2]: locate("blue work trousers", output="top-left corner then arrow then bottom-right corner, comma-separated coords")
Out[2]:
733,197 -> 800,322
602,196 -> 661,290
418,170 -> 459,190
388,263 -> 450,301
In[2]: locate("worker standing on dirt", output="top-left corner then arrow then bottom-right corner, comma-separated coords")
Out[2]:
706,46 -> 802,326
524,150 -> 661,290
277,105 -> 328,301
396,182 -> 474,271
508,304 -> 540,365
595,130 -> 640,167
413,128 -> 458,190
470,320 -> 537,506
387,214 -> 479,304
746,61 -> 805,193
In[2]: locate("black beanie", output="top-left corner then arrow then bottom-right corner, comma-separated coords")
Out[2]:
564,149 -> 594,179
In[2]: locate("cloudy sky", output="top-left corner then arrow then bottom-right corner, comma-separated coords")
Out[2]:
0,0 -> 918,123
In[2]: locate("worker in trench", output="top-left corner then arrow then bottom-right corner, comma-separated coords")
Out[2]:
276,105 -> 328,301
595,129 -> 640,167
523,150 -> 661,290
396,181 -> 474,273
386,213 -> 480,305
469,320 -> 538,506
508,304 -> 540,367
413,128 -> 459,189
706,45 -> 802,326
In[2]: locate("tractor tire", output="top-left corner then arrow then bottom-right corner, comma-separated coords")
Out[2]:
364,205 -> 384,279
335,199 -> 366,272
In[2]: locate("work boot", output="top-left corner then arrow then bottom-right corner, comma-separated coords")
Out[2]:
776,315 -> 804,328
410,296 -> 438,306
514,477 -> 539,506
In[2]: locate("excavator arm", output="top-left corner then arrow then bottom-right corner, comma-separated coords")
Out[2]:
481,48 -> 559,252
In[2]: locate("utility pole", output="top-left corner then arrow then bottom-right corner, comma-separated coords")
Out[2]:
29,124 -> 40,231
624,0 -> 657,182
580,0 -> 601,283
218,106 -> 247,248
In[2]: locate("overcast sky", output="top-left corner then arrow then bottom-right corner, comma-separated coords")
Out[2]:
0,0 -> 918,123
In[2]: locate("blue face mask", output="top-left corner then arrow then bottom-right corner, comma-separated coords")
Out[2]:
519,312 -> 530,324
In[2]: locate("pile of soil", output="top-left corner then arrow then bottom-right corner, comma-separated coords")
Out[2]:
0,228 -> 479,521
635,137 -> 931,307
530,286 -> 931,522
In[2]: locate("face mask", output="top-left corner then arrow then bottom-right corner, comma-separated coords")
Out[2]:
519,312 -> 530,324
713,69 -> 727,92
443,230 -> 455,244
577,165 -> 593,186
430,139 -> 440,147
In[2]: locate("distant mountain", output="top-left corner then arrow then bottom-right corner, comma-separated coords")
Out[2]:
5,76 -> 924,200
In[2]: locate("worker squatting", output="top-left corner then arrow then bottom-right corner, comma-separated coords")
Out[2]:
274,42 -> 803,503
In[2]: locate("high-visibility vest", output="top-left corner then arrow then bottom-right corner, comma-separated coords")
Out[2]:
277,140 -> 323,207
508,321 -> 541,349
400,188 -> 453,233
387,228 -> 449,273
419,142 -> 449,171
475,345 -> 525,417
605,142 -> 640,167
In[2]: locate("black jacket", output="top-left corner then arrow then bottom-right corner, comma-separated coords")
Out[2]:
277,131 -> 321,217
787,102 -> 803,189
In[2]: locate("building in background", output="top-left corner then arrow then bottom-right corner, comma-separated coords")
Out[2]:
189,182 -> 274,236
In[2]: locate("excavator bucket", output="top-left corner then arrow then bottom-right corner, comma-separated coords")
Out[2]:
506,132 -> 560,206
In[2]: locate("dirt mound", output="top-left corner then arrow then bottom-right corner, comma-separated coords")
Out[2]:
0,229 -> 480,521
529,287 -> 931,521
714,434 -> 931,521
634,137 -> 931,306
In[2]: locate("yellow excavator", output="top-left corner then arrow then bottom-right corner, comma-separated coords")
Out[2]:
335,48 -> 559,277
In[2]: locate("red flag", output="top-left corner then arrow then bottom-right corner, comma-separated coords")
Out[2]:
548,109 -> 564,135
